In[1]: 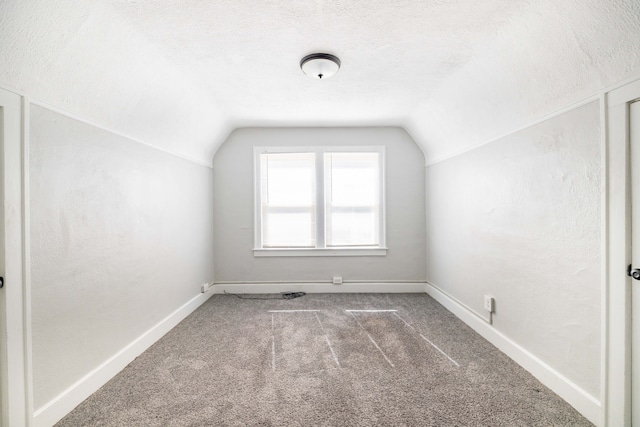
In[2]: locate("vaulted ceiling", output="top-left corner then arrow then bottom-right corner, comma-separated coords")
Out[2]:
1,0 -> 639,165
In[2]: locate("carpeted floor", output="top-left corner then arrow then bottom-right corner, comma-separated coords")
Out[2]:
56,293 -> 593,426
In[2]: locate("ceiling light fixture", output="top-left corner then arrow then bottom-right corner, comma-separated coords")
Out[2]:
300,53 -> 341,80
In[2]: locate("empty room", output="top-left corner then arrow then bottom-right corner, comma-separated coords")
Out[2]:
1,1 -> 640,426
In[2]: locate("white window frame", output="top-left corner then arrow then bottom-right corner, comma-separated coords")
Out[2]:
253,146 -> 387,257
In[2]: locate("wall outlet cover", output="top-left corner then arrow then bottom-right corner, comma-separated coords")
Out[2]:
201,283 -> 210,293
484,295 -> 494,312
332,276 -> 343,284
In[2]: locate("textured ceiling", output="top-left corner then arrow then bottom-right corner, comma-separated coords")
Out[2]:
1,0 -> 639,164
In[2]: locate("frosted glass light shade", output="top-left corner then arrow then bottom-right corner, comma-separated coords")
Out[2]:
300,53 -> 341,80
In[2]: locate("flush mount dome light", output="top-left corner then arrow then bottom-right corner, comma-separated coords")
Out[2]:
300,53 -> 341,79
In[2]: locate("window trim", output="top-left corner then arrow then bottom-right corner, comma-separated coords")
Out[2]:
253,146 -> 387,257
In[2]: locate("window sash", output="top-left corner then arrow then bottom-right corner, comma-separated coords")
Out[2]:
325,206 -> 380,247
324,151 -> 381,247
261,206 -> 316,248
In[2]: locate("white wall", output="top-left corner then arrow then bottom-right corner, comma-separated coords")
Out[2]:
29,105 -> 215,413
425,101 -> 601,398
213,127 -> 426,282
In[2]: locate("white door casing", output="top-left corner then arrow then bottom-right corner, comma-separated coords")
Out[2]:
606,79 -> 640,427
1,93 -> 5,427
631,100 -> 640,426
0,88 -> 28,426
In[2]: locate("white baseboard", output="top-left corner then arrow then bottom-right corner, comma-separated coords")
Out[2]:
425,282 -> 601,426
213,282 -> 427,294
32,291 -> 214,427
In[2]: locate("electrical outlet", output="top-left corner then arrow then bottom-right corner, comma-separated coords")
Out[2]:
484,295 -> 494,312
201,283 -> 210,293
332,276 -> 343,285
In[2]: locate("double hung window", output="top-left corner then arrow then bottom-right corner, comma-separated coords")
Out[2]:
254,146 -> 386,256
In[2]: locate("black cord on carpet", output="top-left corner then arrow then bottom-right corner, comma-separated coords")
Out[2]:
223,290 -> 306,300
282,292 -> 306,299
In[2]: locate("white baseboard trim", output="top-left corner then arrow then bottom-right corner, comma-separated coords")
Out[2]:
213,282 -> 427,294
425,282 -> 601,426
32,291 -> 214,427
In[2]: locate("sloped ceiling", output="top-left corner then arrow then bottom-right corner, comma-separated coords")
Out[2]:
1,0 -> 639,164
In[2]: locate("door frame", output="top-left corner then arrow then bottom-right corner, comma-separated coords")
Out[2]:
605,79 -> 640,427
0,87 -> 28,426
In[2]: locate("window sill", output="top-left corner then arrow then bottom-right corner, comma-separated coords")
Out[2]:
253,248 -> 388,257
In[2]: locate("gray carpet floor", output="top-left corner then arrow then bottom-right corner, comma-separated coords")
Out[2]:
56,293 -> 593,426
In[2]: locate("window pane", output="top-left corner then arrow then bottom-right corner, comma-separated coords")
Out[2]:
326,152 -> 379,206
263,209 -> 315,248
328,209 -> 377,246
263,153 -> 315,206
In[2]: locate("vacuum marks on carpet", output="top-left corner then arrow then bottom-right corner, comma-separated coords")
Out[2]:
269,309 -> 458,374
270,310 -> 340,373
